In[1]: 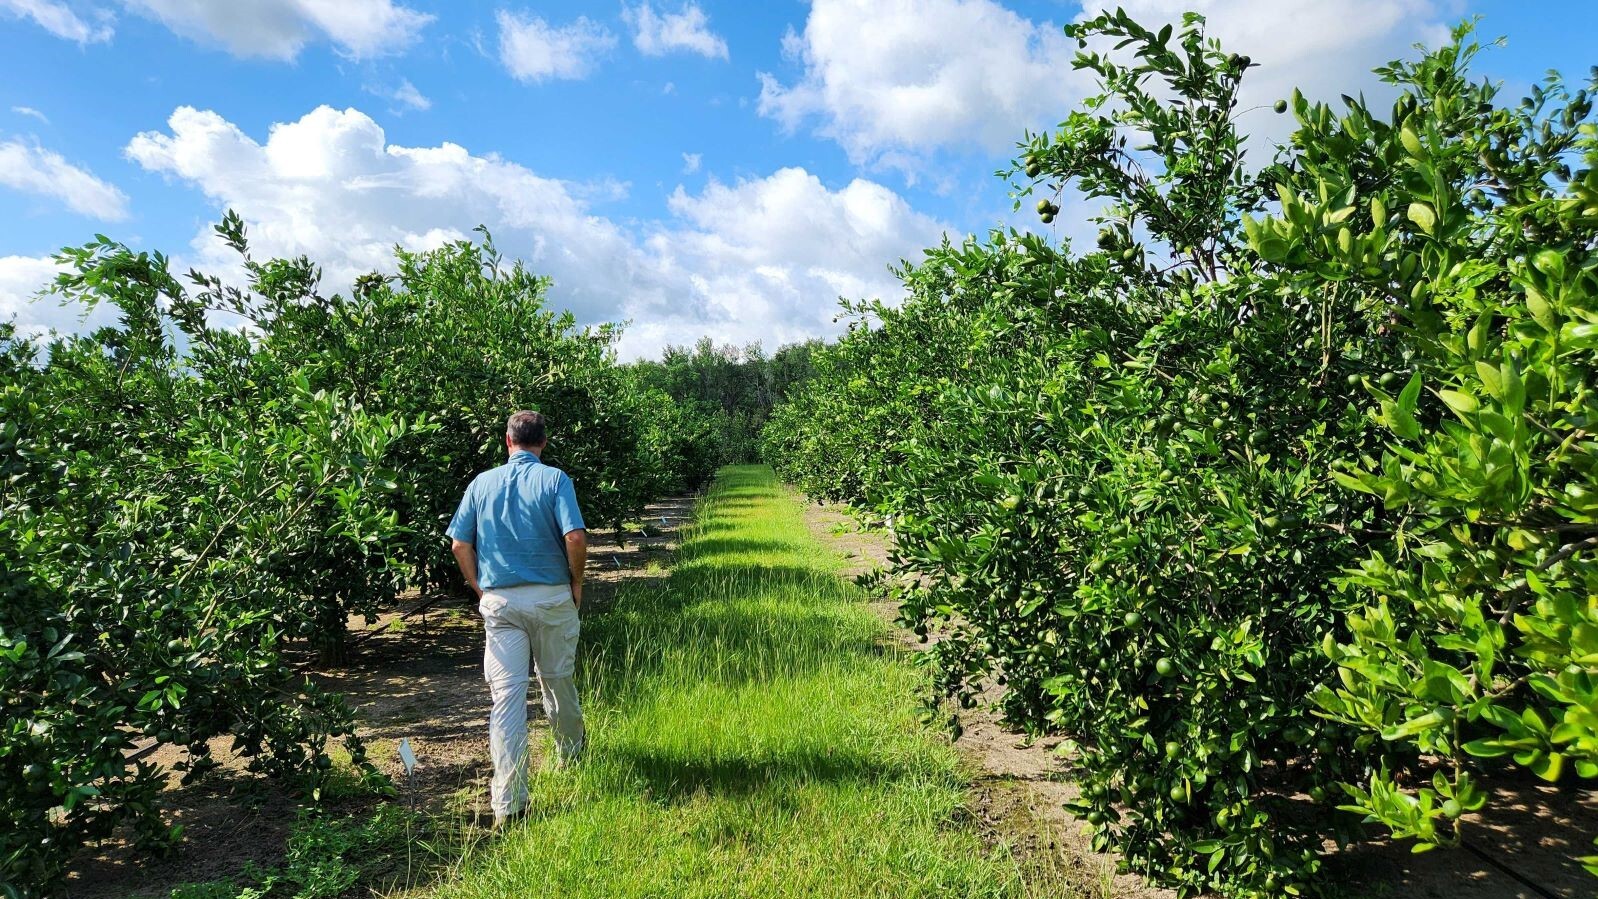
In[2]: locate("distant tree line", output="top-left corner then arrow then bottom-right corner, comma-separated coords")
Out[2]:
629,337 -> 819,477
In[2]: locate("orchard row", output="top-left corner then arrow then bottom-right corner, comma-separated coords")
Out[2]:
0,220 -> 763,895
765,13 -> 1597,898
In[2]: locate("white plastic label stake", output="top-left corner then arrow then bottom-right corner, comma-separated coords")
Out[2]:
397,738 -> 417,777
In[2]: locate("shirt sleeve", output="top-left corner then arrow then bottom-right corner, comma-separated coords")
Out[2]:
554,473 -> 586,535
446,480 -> 478,544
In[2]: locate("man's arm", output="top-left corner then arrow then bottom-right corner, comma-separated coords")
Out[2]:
446,481 -> 481,600
565,529 -> 587,608
451,539 -> 483,599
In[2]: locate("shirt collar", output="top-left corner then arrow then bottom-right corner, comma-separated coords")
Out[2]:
509,449 -> 542,464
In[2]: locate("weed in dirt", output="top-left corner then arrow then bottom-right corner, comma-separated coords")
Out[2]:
168,805 -> 440,899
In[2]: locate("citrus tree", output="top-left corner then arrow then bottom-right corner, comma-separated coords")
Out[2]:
1,289 -> 403,893
2,216 -> 716,895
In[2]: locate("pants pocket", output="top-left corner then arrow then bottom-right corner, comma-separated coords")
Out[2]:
479,591 -> 510,618
534,602 -> 580,680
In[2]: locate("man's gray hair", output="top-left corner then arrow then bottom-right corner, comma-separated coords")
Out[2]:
507,410 -> 548,448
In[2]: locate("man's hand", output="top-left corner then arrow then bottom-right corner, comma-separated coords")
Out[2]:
451,538 -> 483,602
571,581 -> 583,609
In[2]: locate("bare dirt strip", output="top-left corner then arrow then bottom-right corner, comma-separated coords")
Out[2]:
797,495 -> 1598,899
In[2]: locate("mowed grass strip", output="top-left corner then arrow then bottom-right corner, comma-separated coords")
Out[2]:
423,465 -> 1047,899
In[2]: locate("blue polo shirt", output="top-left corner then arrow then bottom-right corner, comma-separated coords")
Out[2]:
446,450 -> 586,589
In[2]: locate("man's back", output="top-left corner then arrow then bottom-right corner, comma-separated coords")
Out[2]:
448,451 -> 585,589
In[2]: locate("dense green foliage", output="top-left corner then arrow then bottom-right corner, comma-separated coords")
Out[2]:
766,13 -> 1597,897
1283,33 -> 1598,867
631,337 -> 818,481
0,218 -> 713,896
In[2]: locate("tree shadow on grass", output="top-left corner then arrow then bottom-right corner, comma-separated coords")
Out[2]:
579,566 -> 890,694
609,746 -> 919,805
677,536 -> 808,559
700,500 -> 763,514
575,480 -> 898,730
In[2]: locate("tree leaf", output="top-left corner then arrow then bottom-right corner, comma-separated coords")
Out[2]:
1437,389 -> 1478,417
1406,202 -> 1436,235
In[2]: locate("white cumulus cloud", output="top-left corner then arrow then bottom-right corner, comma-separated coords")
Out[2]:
758,0 -> 1085,170
1084,1 -> 1450,144
0,0 -> 112,43
631,167 -> 945,354
120,105 -> 947,358
497,10 -> 616,83
124,0 -> 431,60
0,254 -> 121,340
681,151 -> 701,173
0,137 -> 129,220
11,106 -> 49,123
761,0 -> 1452,174
623,1 -> 728,60
0,255 -> 60,336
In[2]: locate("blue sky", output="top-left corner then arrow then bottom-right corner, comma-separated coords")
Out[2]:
2,0 -> 1595,357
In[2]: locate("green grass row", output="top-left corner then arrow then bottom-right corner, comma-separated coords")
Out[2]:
419,464 -> 1060,898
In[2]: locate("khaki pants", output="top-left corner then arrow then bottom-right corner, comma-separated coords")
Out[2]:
479,583 -> 585,818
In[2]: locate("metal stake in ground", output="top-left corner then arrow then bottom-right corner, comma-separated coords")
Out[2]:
397,737 -> 418,812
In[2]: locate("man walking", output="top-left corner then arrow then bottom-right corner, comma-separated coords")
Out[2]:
448,411 -> 587,827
